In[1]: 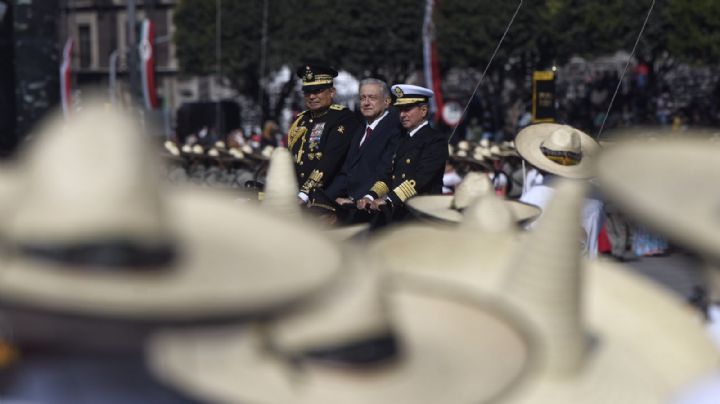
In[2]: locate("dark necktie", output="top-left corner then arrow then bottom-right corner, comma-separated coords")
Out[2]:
360,126 -> 372,148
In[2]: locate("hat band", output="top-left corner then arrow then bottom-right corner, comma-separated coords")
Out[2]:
394,97 -> 427,106
303,79 -> 333,87
300,332 -> 399,367
19,240 -> 177,269
540,146 -> 582,166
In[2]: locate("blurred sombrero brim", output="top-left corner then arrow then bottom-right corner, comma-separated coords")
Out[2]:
506,260 -> 718,403
324,223 -> 370,240
0,187 -> 342,321
370,224 -> 521,291
597,136 -> 720,261
371,224 -> 717,402
406,195 -> 541,224
516,124 -> 600,179
148,281 -> 533,404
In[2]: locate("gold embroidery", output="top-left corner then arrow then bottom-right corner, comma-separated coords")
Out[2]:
329,104 -> 346,110
287,114 -> 308,150
301,170 -> 325,194
309,202 -> 336,212
370,181 -> 390,198
393,180 -> 417,202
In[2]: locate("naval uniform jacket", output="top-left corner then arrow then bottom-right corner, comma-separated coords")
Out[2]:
324,109 -> 402,200
287,104 -> 360,195
368,122 -> 448,209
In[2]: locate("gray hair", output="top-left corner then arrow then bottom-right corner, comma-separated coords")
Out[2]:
359,78 -> 390,99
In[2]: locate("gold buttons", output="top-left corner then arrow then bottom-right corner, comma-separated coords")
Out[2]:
299,161 -> 304,166
406,158 -> 411,164
392,175 -> 396,180
301,173 -> 305,178
402,173 -> 406,179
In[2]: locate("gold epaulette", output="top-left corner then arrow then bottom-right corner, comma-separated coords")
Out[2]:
370,181 -> 390,198
393,180 -> 417,202
329,104 -> 346,111
301,169 -> 325,193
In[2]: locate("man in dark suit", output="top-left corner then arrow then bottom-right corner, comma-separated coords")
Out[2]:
356,84 -> 448,223
288,64 -> 360,204
322,78 -> 402,204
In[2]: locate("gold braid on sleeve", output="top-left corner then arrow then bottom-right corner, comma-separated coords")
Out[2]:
370,181 -> 390,198
392,180 -> 417,202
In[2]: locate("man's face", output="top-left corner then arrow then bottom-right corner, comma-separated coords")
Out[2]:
359,83 -> 390,122
398,104 -> 428,130
303,87 -> 335,112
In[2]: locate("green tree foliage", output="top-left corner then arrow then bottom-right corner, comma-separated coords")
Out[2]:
174,0 -> 720,113
174,0 -> 424,118
664,0 -> 720,65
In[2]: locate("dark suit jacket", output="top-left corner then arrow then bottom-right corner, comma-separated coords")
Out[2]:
368,123 -> 448,215
288,105 -> 361,196
324,110 -> 402,200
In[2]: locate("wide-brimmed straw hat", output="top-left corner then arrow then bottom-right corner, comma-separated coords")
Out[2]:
597,135 -> 720,262
382,180 -> 717,402
147,248 -> 534,404
406,172 -> 541,224
516,123 -> 600,179
373,189 -> 525,293
0,104 -> 343,321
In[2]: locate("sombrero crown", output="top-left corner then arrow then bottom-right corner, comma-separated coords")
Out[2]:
516,124 -> 600,179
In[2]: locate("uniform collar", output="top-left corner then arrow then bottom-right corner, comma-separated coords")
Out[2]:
408,120 -> 429,138
366,110 -> 390,131
310,108 -> 330,119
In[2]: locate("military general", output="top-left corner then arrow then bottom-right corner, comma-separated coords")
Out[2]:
288,64 -> 360,204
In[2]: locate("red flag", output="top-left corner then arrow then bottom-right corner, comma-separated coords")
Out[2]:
140,19 -> 159,110
423,0 -> 444,124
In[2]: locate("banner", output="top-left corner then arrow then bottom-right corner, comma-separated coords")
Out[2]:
423,0 -> 444,124
139,19 -> 159,110
60,38 -> 73,119
532,70 -> 555,123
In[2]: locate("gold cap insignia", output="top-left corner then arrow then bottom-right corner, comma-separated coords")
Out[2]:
304,66 -> 314,81
394,87 -> 404,97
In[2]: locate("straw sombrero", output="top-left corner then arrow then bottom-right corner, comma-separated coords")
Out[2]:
597,135 -> 720,261
147,249 -> 535,404
406,172 -> 541,224
372,189 -> 525,293
516,123 -> 600,179
381,180 -> 717,402
0,105 -> 343,321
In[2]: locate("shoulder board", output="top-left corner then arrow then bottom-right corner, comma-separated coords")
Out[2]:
297,110 -> 309,117
329,104 -> 346,111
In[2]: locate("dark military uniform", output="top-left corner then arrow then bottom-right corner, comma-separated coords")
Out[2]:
367,122 -> 448,218
287,104 -> 360,196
